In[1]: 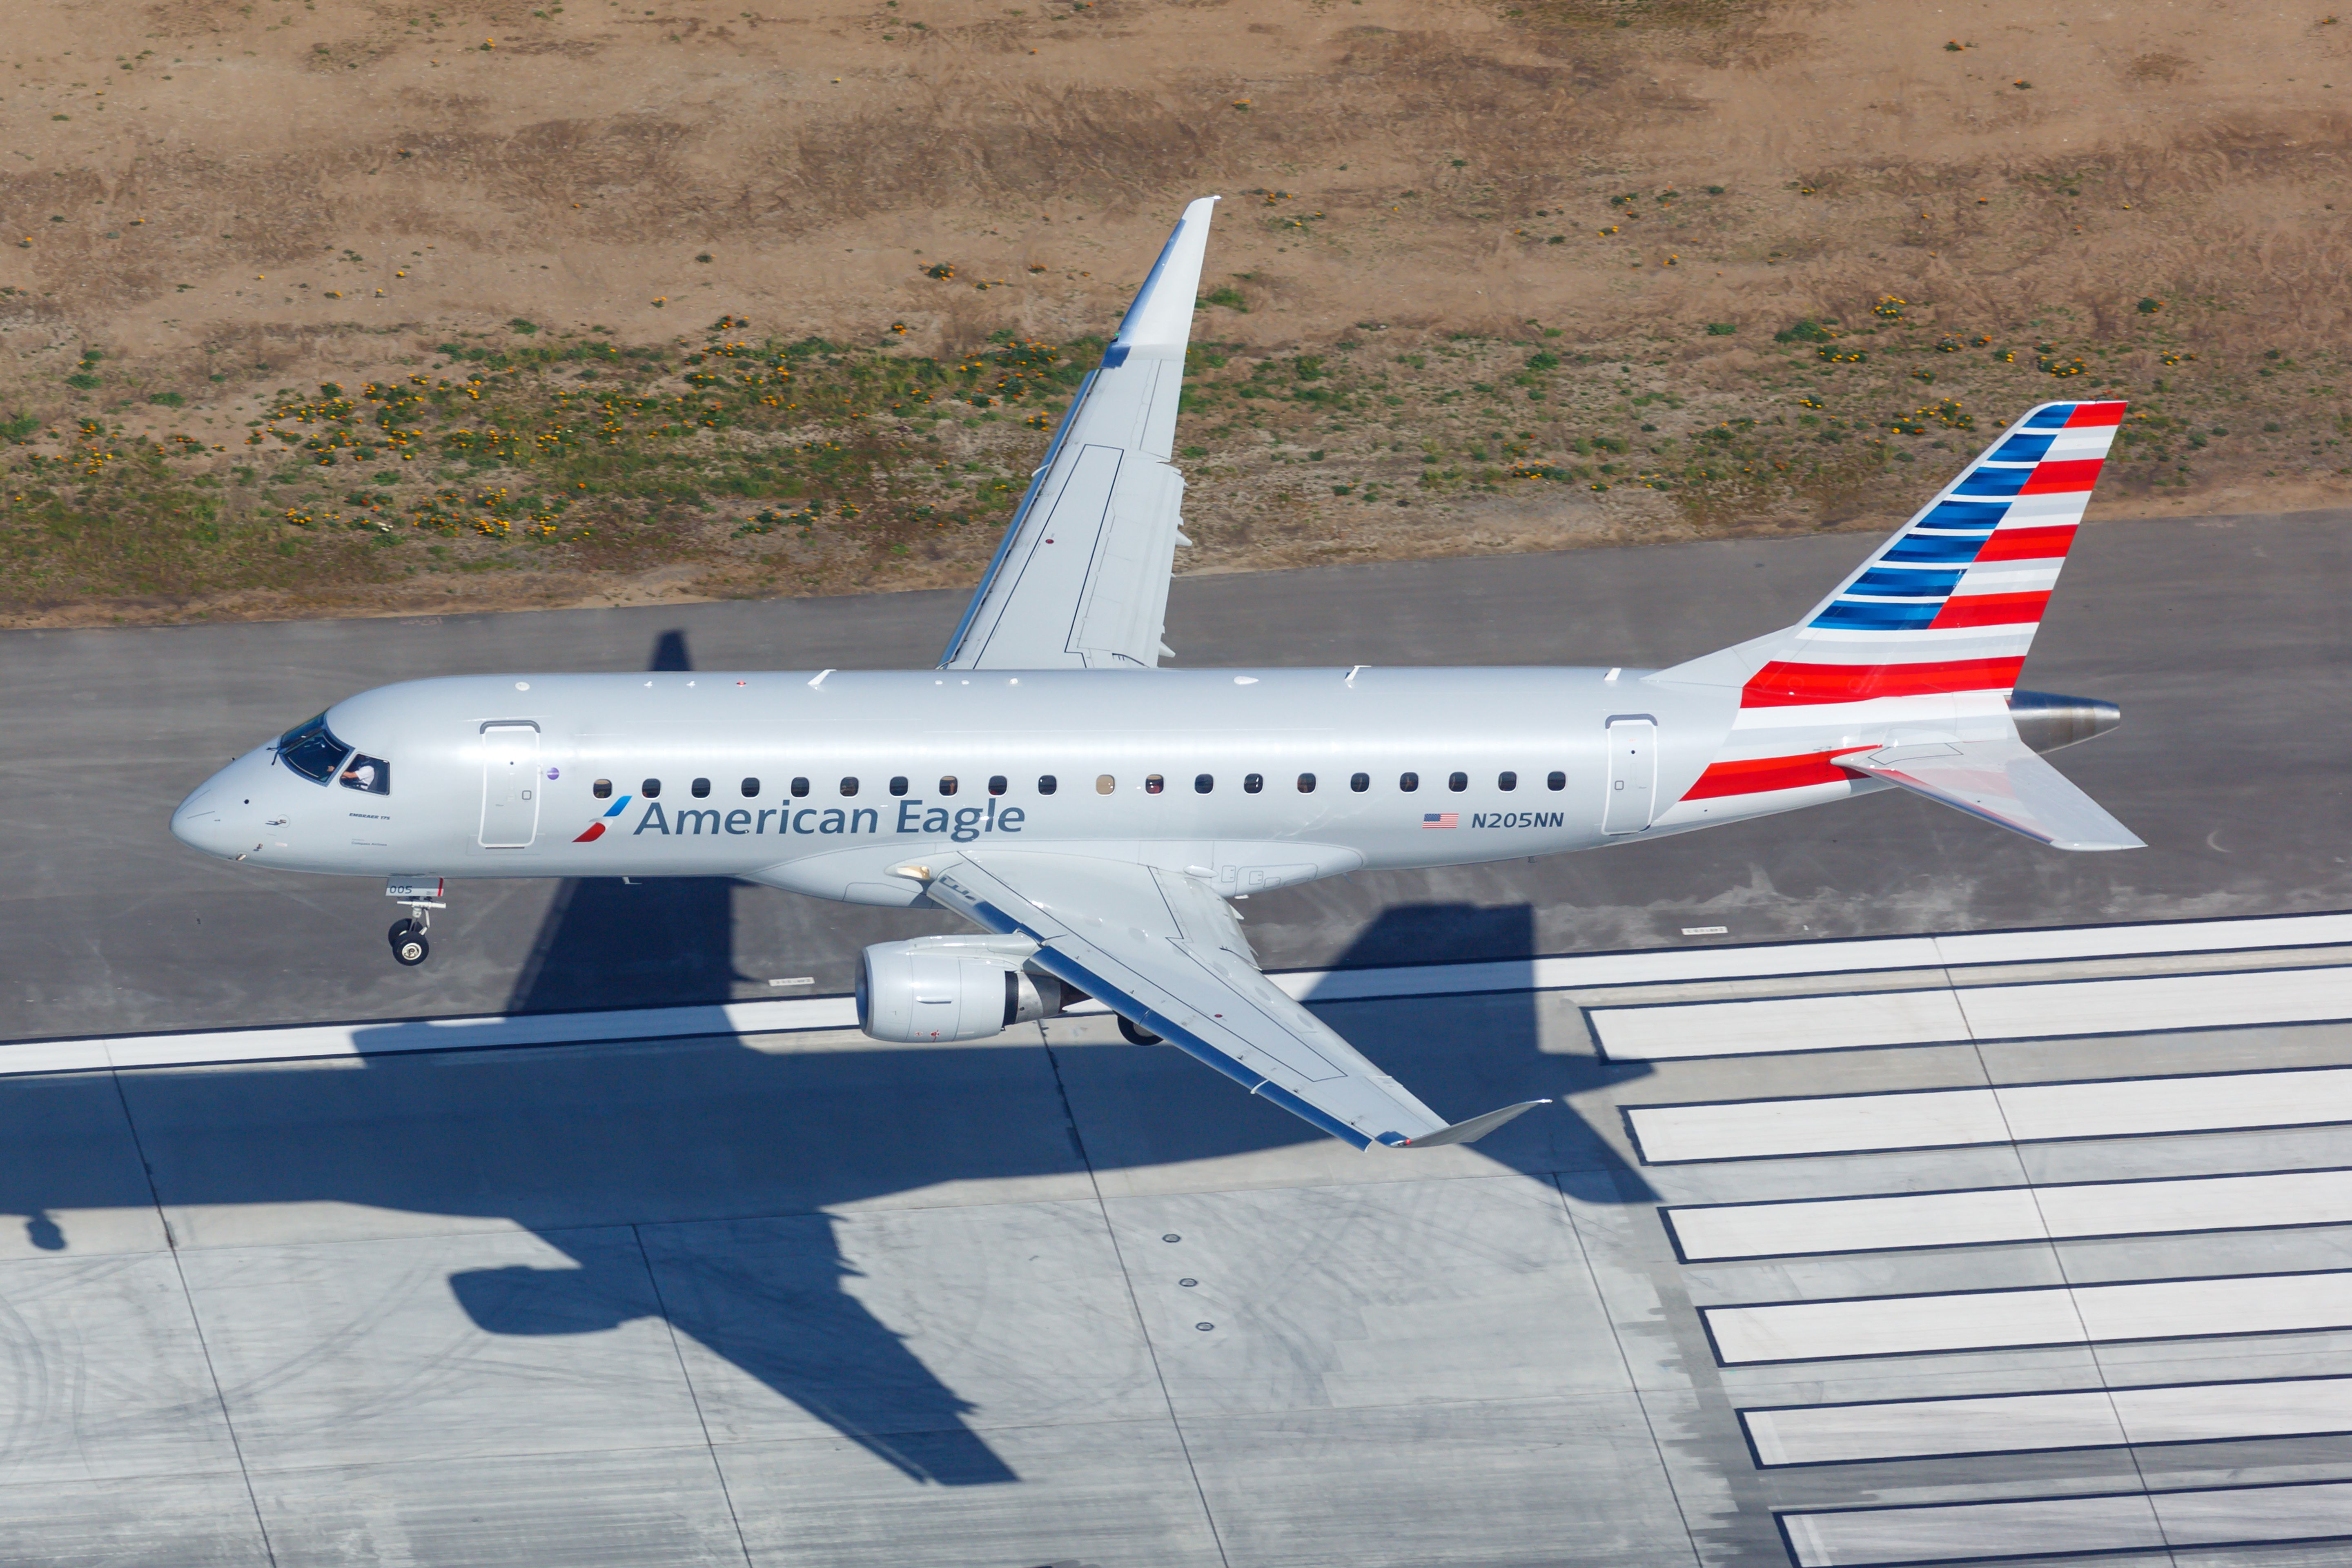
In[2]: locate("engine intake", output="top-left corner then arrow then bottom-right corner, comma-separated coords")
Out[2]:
2008,689 -> 2123,754
856,935 -> 1076,1043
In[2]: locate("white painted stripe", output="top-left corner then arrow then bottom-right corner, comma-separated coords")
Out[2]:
1783,1481 -> 2352,1567
1705,1270 -> 2352,1364
1783,1492 -> 2163,1565
1668,1168 -> 2352,1260
13,909 -> 2352,1078
1593,963 -> 2352,1059
1746,1376 -> 2352,1466
1596,989 -> 1969,1060
1627,1067 -> 2352,1163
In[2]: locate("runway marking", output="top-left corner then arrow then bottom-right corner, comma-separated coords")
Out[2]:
1624,1063 -> 2352,1164
1703,1267 -> 2352,1365
1593,960 -> 2352,1059
1664,1166 -> 2352,1261
1780,1479 -> 2352,1566
1744,1374 -> 2352,1466
9,907 -> 2351,1078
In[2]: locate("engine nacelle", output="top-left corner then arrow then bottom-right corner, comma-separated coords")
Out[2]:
856,935 -> 1076,1043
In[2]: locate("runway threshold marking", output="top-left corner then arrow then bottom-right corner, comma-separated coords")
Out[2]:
1664,1166 -> 2352,1261
1592,960 -> 2352,1060
1704,1267 -> 2352,1365
1780,1479 -> 2352,1567
1624,1063 -> 2352,1164
8,907 -> 2349,1078
1744,1374 -> 2352,1466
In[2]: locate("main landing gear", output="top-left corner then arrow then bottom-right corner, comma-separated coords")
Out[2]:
1116,1015 -> 1163,1045
384,877 -> 446,968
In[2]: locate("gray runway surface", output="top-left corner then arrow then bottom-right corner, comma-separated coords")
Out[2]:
2,511 -> 2350,1568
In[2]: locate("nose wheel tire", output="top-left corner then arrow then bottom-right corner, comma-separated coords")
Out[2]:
1116,1015 -> 1162,1045
388,919 -> 430,968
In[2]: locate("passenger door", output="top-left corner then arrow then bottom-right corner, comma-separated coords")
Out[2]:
479,723 -> 541,848
1602,716 -> 1656,835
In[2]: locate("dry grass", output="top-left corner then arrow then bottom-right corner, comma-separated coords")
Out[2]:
1,0 -> 2348,624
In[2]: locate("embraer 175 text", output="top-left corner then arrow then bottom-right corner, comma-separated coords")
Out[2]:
172,197 -> 2141,1152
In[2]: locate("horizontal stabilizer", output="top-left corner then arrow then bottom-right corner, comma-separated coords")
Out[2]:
1390,1099 -> 1552,1148
1840,735 -> 2143,852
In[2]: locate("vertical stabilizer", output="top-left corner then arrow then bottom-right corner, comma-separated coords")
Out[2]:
1651,399 -> 2126,815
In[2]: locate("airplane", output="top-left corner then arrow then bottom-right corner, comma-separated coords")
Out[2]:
169,194 -> 2141,1154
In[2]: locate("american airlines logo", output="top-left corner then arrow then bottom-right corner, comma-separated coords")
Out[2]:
572,795 -> 633,842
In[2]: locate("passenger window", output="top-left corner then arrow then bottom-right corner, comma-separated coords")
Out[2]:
1194,774 -> 1213,794
1244,773 -> 1263,794
1498,771 -> 1517,792
1297,773 -> 1316,793
642,778 -> 662,799
840,777 -> 860,797
1547,771 -> 1566,791
593,779 -> 612,800
276,713 -> 352,784
1039,775 -> 1058,795
339,754 -> 391,795
889,776 -> 909,796
1448,771 -> 1468,792
988,775 -> 1007,796
1350,773 -> 1370,793
791,777 -> 810,797
1399,771 -> 1419,792
741,777 -> 760,797
1145,774 -> 1165,795
1096,775 -> 1116,795
940,776 -> 959,796
691,778 -> 711,799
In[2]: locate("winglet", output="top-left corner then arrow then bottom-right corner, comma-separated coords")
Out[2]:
1386,1099 -> 1551,1149
1107,195 -> 1220,355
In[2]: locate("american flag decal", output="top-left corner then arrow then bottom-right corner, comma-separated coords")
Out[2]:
1422,813 -> 1458,829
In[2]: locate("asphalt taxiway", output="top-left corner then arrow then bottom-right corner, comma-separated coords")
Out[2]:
2,510 -> 2350,1567
6,508 -> 2348,1042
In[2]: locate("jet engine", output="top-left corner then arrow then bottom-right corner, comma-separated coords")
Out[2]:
856,935 -> 1078,1043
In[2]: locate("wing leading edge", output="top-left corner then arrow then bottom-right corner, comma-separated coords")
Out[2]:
939,196 -> 1219,672
920,852 -> 1547,1149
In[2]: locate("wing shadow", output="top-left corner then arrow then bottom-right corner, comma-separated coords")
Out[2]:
0,632 -> 1656,1491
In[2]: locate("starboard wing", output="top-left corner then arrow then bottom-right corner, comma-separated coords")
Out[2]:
920,851 -> 1547,1149
938,197 -> 1218,672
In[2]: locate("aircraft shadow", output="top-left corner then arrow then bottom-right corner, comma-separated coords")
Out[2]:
0,630 -> 1656,1490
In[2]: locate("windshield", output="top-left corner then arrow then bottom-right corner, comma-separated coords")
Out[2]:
277,713 -> 353,784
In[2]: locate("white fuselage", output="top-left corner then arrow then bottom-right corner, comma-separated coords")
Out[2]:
169,666 -> 1855,902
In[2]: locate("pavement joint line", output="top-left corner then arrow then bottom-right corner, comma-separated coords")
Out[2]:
13,908 -> 2352,1078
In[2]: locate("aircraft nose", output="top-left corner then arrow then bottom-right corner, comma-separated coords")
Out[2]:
171,771 -> 244,859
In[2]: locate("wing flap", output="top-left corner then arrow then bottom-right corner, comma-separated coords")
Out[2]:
923,852 -> 1544,1149
1840,735 -> 2144,851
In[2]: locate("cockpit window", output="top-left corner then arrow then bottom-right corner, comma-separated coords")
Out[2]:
339,753 -> 391,795
277,714 -> 353,784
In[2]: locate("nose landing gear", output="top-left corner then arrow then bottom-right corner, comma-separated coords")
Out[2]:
384,876 -> 445,968
388,916 -> 430,967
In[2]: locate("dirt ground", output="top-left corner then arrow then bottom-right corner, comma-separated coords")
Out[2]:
2,0 -> 2348,624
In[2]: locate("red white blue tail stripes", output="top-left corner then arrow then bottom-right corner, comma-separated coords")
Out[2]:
1671,400 -> 2123,809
